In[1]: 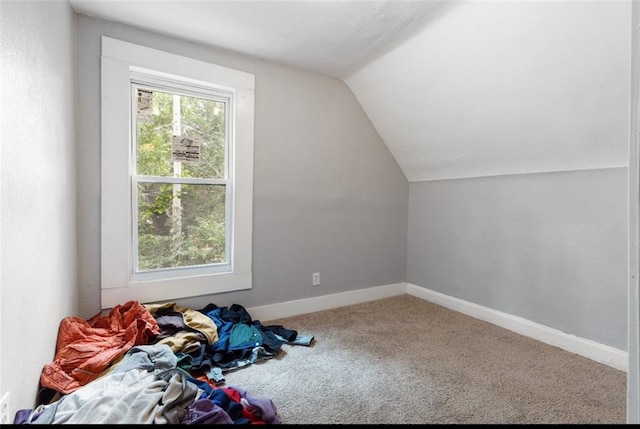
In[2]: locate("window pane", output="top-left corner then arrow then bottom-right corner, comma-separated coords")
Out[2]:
135,89 -> 226,179
136,182 -> 226,271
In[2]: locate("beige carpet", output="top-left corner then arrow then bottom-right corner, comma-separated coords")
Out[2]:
223,294 -> 626,424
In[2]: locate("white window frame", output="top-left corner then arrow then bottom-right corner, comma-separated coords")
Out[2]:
100,37 -> 254,309
129,77 -> 233,279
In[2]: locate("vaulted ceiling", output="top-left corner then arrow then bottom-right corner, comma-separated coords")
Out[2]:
69,0 -> 631,182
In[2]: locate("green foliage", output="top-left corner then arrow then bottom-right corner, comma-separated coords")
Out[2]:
136,92 -> 173,177
135,88 -> 228,271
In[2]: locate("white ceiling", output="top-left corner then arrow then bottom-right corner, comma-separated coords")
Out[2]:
345,0 -> 630,181
68,0 -> 630,182
68,0 -> 454,79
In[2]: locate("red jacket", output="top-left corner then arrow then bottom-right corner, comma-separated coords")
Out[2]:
40,300 -> 160,394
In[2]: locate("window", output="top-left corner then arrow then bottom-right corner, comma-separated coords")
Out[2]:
100,37 -> 254,308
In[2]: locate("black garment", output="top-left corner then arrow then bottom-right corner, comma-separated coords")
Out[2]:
264,324 -> 298,342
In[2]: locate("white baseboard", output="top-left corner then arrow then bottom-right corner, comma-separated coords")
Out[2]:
246,282 -> 406,323
247,281 -> 627,372
407,283 -> 628,372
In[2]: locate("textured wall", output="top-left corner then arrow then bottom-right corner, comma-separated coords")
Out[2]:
0,0 -> 78,415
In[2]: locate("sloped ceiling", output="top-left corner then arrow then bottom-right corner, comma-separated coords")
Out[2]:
68,0 -> 453,78
69,0 -> 631,182
346,0 -> 631,181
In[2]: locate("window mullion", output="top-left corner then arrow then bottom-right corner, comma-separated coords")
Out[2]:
134,176 -> 228,186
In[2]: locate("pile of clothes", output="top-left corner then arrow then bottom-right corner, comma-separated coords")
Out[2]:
16,300 -> 314,424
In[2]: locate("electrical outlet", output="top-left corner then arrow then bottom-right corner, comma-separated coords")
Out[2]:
1,392 -> 10,424
312,272 -> 320,286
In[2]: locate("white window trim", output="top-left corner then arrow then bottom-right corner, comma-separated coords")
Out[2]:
100,36 -> 254,309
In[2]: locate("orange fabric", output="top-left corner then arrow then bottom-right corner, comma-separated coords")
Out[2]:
39,301 -> 160,394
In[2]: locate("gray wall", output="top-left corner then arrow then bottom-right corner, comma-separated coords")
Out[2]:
350,0 -> 631,354
407,168 -> 628,350
1,0 -> 78,416
75,15 -> 409,318
628,1 -> 640,420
